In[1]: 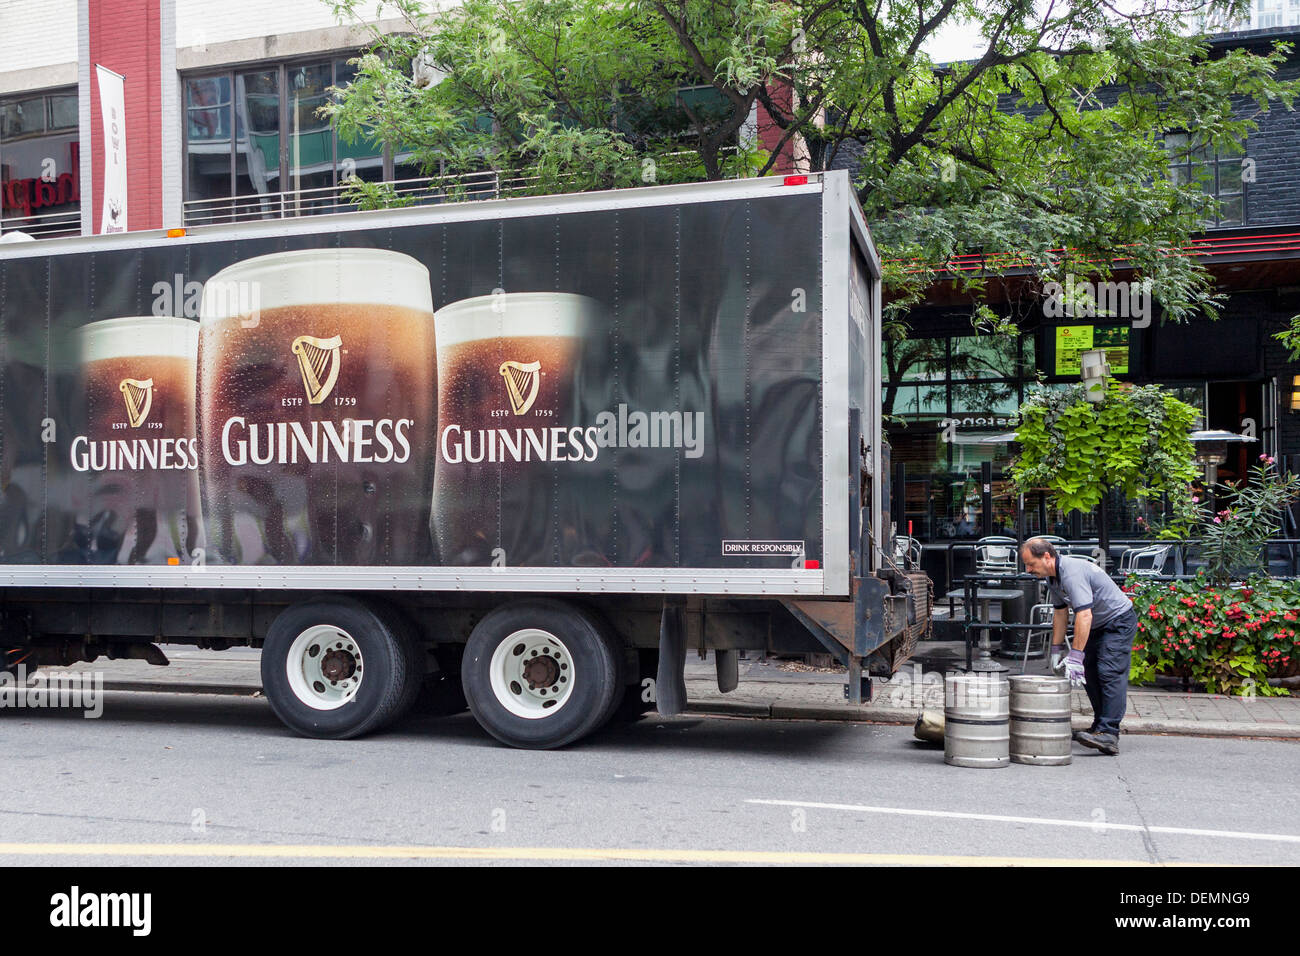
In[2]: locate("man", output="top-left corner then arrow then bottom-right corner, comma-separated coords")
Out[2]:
1020,537 -> 1138,755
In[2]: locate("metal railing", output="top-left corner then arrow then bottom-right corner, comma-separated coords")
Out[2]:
182,147 -> 741,228
0,207 -> 81,239
181,170 -> 546,228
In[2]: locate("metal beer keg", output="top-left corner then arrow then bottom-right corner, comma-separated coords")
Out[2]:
943,674 -> 1009,768
1009,675 -> 1072,766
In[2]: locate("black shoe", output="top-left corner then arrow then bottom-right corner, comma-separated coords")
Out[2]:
1071,726 -> 1098,742
1076,731 -> 1119,755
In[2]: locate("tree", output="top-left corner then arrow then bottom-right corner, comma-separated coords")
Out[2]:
1011,381 -> 1200,554
325,0 -> 1298,329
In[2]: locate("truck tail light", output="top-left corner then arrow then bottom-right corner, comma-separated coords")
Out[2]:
783,175 -> 809,186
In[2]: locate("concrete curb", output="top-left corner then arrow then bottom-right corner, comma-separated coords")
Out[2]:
102,680 -> 261,697
99,679 -> 1300,740
686,700 -> 1300,739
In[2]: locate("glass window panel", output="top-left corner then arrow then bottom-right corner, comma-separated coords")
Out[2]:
333,58 -> 385,187
185,75 -> 232,204
1,96 -> 46,139
47,93 -> 77,130
892,384 -> 947,419
887,428 -> 945,472
286,63 -> 334,212
0,122 -> 80,228
1218,194 -> 1243,226
1166,385 -> 1205,415
950,334 -> 1020,380
894,337 -> 947,382
949,381 -> 1018,417
235,70 -> 280,198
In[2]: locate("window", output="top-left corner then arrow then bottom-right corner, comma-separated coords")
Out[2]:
1163,132 -> 1245,227
1257,0 -> 1283,25
184,56 -> 389,222
0,87 -> 80,237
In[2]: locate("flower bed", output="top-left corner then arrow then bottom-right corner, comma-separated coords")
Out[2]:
1126,576 -> 1300,696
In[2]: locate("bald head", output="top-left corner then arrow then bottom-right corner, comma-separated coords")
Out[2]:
1021,537 -> 1058,577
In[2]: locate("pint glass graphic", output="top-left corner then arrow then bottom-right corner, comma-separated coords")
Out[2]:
197,248 -> 436,565
432,292 -> 596,565
74,316 -> 200,564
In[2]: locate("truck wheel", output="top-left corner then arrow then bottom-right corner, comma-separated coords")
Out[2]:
368,602 -> 427,721
261,597 -> 417,740
462,600 -> 623,749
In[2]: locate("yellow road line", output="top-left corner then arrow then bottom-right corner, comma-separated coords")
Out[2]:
0,843 -> 1188,866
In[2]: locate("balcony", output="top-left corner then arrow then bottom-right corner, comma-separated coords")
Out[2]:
183,170 -> 535,228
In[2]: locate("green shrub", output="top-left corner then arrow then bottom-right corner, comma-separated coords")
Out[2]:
1127,575 -> 1300,696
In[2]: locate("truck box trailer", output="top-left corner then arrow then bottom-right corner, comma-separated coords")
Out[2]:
0,171 -> 930,748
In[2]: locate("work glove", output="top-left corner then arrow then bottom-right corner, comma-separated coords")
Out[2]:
1065,648 -> 1086,686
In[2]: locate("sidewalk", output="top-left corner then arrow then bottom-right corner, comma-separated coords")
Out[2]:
35,645 -> 1300,740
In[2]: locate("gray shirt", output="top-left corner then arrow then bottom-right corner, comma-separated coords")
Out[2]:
1047,555 -> 1133,627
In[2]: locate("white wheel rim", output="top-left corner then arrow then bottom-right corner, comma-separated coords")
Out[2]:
285,625 -> 364,711
488,628 -> 575,719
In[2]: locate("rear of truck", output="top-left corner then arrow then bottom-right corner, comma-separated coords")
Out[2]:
0,171 -> 927,747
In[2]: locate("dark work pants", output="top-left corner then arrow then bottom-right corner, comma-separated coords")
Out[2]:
1084,608 -> 1137,736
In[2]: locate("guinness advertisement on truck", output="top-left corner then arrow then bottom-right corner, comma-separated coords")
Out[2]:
0,174 -> 928,750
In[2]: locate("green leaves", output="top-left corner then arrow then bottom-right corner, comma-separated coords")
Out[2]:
1192,459 -> 1300,586
322,0 -> 1298,334
1011,382 -> 1199,514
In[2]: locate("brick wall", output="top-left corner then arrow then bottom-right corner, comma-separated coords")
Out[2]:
756,81 -> 796,174
1238,57 -> 1300,226
87,0 -> 162,232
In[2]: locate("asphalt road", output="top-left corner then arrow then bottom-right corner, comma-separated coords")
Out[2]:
0,691 -> 1297,866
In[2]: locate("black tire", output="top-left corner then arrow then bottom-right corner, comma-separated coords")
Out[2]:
367,601 -> 427,721
261,596 -> 416,740
461,600 -> 623,749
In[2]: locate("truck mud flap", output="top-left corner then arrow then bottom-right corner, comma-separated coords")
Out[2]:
655,599 -> 688,717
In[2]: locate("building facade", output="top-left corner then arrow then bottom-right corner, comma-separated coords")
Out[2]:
0,0 -> 410,237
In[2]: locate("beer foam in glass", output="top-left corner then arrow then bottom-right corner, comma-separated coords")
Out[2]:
197,248 -> 436,566
432,292 -> 596,565
75,315 -> 200,564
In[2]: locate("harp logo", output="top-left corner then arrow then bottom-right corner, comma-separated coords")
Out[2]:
499,360 -> 541,416
119,378 -> 154,428
292,334 -> 343,405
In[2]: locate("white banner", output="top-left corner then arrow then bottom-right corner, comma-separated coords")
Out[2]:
96,65 -> 127,234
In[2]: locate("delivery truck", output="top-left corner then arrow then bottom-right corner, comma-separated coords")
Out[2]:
0,170 -> 930,749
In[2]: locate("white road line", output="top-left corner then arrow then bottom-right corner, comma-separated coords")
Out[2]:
745,799 -> 1300,845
